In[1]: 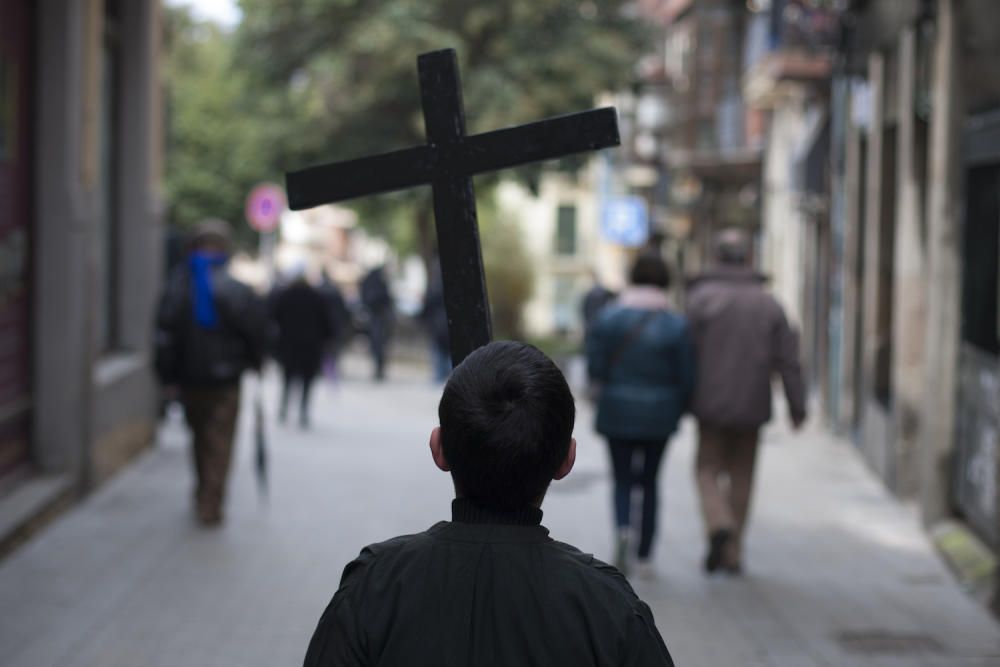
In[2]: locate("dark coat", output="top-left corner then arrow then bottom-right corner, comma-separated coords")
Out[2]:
586,287 -> 696,441
317,279 -> 351,346
304,499 -> 673,667
419,271 -> 449,349
686,267 -> 806,430
154,263 -> 268,386
581,284 -> 616,331
270,280 -> 333,377
360,267 -> 393,315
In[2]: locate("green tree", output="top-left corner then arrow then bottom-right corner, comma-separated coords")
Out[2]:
162,6 -> 280,245
479,196 -> 535,340
235,0 -> 649,261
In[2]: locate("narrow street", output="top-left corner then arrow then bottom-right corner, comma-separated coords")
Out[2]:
1,355 -> 998,667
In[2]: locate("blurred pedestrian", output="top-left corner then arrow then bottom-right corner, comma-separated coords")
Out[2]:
360,265 -> 395,381
419,260 -> 451,382
270,267 -> 333,428
317,270 -> 351,383
154,219 -> 268,527
581,270 -> 616,337
687,228 -> 806,575
586,253 -> 695,577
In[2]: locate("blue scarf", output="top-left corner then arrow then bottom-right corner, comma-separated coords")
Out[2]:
189,252 -> 229,329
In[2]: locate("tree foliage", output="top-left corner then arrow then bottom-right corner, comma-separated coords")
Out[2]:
162,6 -> 281,244
164,1 -> 650,258
480,203 -> 535,340
235,0 -> 650,257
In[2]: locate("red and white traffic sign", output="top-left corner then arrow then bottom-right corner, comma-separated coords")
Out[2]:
245,183 -> 286,233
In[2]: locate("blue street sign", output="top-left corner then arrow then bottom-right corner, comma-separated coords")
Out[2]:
601,196 -> 649,246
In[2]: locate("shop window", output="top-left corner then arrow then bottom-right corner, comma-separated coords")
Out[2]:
962,167 -> 1000,356
555,205 -> 577,255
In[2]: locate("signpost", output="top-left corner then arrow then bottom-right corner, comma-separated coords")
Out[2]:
245,182 -> 285,280
245,182 -> 286,233
285,48 -> 620,365
601,195 -> 649,247
244,182 -> 285,497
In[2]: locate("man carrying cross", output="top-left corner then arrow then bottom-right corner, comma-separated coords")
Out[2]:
293,50 -> 673,667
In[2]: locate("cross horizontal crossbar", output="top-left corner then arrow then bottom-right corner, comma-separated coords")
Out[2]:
286,107 -> 618,210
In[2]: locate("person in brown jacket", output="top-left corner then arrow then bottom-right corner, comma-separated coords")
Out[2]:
686,228 -> 806,574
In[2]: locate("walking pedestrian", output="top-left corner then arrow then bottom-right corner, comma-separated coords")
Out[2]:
419,260 -> 451,382
360,265 -> 394,381
586,253 -> 695,577
154,219 -> 268,526
304,342 -> 674,667
581,270 -> 616,336
270,268 -> 333,428
317,270 -> 351,383
686,228 -> 806,575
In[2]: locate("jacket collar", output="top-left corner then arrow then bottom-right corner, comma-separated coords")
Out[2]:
428,499 -> 552,544
617,285 -> 672,311
451,498 -> 543,526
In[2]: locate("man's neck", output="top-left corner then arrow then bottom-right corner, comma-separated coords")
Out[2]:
451,498 -> 543,526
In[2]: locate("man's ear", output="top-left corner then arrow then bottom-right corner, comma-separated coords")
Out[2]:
553,438 -> 576,481
430,427 -> 450,472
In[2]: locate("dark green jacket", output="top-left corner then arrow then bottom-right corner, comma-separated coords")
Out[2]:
586,296 -> 695,441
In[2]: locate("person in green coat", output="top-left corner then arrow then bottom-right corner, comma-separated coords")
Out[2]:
586,253 -> 695,577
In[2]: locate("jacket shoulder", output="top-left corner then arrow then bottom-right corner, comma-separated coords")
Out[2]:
161,266 -> 190,299
338,531 -> 434,586
213,271 -> 256,299
600,305 -> 688,336
661,309 -> 690,332
548,540 -> 644,606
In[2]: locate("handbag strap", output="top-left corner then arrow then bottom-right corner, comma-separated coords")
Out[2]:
606,310 -> 657,376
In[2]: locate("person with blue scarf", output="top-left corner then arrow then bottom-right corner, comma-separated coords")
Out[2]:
154,219 -> 268,526
189,250 -> 229,329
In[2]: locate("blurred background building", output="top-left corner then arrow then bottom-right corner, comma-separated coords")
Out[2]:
617,0 -> 1000,606
826,0 -> 1000,561
0,0 -> 163,540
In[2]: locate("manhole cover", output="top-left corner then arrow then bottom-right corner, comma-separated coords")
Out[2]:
835,630 -> 945,656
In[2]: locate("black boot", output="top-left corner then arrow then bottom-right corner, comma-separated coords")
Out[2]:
704,529 -> 732,574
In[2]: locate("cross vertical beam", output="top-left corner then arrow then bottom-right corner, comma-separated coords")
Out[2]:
286,48 -> 620,367
418,50 -> 492,364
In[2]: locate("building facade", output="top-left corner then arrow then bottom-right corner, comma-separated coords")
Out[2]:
0,0 -> 163,537
737,0 -> 1000,597
639,0 -> 1000,604
497,170 -> 631,341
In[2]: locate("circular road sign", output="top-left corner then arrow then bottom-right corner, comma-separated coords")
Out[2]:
245,183 -> 286,233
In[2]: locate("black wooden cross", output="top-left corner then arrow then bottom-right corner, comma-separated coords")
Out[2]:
286,48 -> 619,365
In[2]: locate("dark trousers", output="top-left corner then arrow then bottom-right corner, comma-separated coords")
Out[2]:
181,384 -> 241,522
368,315 -> 391,380
696,423 -> 760,566
607,438 -> 668,559
281,367 -> 315,425
429,339 -> 451,382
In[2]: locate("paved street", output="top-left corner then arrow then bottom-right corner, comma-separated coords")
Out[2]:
1,354 -> 999,667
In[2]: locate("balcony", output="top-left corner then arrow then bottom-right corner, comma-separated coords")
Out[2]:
743,1 -> 840,108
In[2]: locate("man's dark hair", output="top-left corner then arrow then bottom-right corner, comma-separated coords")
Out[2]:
438,341 -> 576,510
189,218 -> 233,253
629,252 -> 671,288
